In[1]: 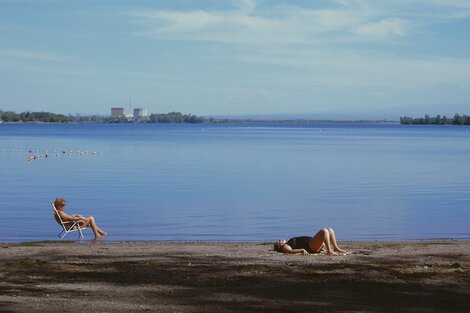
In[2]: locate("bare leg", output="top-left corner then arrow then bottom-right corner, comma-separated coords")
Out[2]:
91,216 -> 108,237
89,216 -> 107,236
328,228 -> 347,253
82,216 -> 107,240
96,225 -> 108,236
309,228 -> 337,255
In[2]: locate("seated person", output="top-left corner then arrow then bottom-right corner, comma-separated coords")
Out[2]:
54,197 -> 108,240
274,227 -> 349,255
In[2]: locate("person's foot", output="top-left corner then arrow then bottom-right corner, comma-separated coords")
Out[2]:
99,231 -> 108,236
326,251 -> 338,256
334,248 -> 351,255
93,235 -> 103,241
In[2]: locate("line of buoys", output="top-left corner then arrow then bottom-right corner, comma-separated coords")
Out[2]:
24,148 -> 101,162
1,147 -> 101,162
1,148 -> 25,153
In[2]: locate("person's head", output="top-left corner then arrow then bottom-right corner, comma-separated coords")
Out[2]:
54,198 -> 66,210
273,239 -> 286,252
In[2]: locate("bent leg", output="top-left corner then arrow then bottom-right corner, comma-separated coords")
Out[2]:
82,216 -> 106,240
309,228 -> 337,255
328,227 -> 346,253
95,223 -> 108,236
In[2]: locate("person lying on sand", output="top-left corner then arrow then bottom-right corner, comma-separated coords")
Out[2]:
274,227 -> 349,256
54,197 -> 108,240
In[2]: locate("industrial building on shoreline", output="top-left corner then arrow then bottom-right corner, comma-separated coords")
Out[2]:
111,107 -> 148,121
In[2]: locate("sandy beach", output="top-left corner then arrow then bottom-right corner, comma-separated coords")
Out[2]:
1,240 -> 469,312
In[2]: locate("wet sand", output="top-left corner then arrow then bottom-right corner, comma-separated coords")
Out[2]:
1,240 -> 469,312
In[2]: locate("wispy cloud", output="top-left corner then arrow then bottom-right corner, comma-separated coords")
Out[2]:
355,18 -> 408,38
129,0 -> 413,46
0,49 -> 64,62
1,0 -> 468,116
343,0 -> 470,21
125,0 -> 470,95
239,46 -> 470,91
129,0 -> 470,46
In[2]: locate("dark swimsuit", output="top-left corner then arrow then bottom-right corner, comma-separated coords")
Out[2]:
286,236 -> 315,253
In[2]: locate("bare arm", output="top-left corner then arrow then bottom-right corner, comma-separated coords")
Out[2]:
58,211 -> 86,223
281,244 -> 309,255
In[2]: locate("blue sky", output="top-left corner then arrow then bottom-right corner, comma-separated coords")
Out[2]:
1,0 -> 469,119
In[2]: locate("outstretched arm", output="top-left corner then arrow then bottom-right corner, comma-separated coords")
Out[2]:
281,244 -> 309,255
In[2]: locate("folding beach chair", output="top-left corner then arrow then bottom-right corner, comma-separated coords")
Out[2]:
51,201 -> 87,240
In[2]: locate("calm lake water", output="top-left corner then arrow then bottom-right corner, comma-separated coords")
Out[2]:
1,123 -> 469,242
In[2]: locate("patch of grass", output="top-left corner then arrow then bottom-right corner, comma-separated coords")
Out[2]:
15,242 -> 45,247
413,241 -> 456,246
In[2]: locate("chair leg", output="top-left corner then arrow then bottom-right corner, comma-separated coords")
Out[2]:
78,227 -> 85,240
59,230 -> 67,239
58,224 -> 86,240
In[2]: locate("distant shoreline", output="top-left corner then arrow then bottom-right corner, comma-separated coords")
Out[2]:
1,109 -> 401,124
2,110 -> 466,125
0,119 -> 399,125
203,119 -> 399,124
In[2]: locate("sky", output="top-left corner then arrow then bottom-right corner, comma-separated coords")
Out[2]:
0,0 -> 469,119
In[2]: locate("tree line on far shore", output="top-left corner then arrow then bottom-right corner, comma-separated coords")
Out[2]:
400,114 -> 470,125
148,112 -> 204,123
5,110 -> 468,125
0,110 -> 205,124
0,111 -> 74,123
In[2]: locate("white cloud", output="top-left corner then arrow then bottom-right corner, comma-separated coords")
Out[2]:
126,0 -> 470,95
129,1 -> 414,45
130,7 -> 286,44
